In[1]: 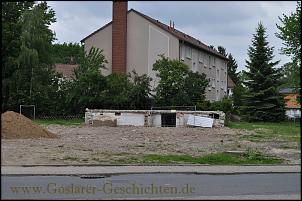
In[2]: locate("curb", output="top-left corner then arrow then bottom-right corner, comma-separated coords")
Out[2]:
2,165 -> 300,176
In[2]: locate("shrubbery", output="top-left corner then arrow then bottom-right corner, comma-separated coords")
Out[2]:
152,55 -> 209,107
62,48 -> 152,114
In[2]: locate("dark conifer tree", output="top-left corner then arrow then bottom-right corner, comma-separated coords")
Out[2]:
242,23 -> 285,122
227,54 -> 240,85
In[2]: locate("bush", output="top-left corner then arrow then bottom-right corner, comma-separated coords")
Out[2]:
210,97 -> 233,114
210,97 -> 233,125
153,55 -> 209,107
196,99 -> 212,110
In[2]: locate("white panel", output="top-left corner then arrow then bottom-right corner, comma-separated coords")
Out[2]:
176,114 -> 184,127
117,113 -> 145,126
151,114 -> 162,127
186,115 -> 214,128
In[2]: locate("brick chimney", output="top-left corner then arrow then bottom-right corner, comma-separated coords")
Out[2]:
112,1 -> 128,74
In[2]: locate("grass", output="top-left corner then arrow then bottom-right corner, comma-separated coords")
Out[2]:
111,151 -> 283,165
228,121 -> 300,143
34,118 -> 84,126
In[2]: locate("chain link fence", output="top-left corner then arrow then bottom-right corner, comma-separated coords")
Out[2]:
35,114 -> 84,120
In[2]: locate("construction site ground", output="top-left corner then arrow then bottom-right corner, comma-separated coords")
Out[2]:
1,124 -> 300,165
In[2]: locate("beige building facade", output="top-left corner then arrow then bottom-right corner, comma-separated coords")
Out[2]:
81,8 -> 228,102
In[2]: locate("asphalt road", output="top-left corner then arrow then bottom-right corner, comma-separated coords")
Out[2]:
1,173 -> 300,200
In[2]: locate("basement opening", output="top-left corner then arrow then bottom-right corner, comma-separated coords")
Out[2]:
161,113 -> 176,127
209,113 -> 220,119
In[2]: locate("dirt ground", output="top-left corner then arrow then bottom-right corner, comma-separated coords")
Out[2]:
1,125 -> 300,165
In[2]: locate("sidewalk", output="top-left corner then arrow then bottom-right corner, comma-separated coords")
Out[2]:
2,165 -> 300,175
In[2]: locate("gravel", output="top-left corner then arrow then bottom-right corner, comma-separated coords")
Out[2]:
1,125 -> 300,165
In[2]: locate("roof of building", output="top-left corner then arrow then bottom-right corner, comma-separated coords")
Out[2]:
80,9 -> 228,60
54,64 -> 78,79
227,75 -> 236,88
279,88 -> 300,94
283,93 -> 301,109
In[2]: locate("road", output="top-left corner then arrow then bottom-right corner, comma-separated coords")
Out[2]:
1,173 -> 300,200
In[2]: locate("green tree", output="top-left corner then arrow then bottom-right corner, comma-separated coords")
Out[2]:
103,73 -> 134,109
276,1 -> 301,89
153,55 -> 209,107
51,42 -> 85,64
2,2 -> 34,111
184,71 -> 209,106
227,54 -> 240,85
279,61 -> 300,89
242,23 -> 285,122
67,47 -> 108,113
153,55 -> 189,106
127,70 -> 153,109
209,97 -> 233,125
7,2 -> 58,115
217,46 -> 227,57
276,1 -> 301,62
68,47 -> 152,111
233,71 -> 248,114
217,46 -> 240,85
217,45 -> 242,114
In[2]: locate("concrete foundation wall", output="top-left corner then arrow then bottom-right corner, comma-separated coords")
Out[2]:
85,109 -> 225,128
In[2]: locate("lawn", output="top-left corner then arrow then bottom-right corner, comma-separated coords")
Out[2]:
111,151 -> 283,165
228,121 -> 301,143
34,118 -> 84,126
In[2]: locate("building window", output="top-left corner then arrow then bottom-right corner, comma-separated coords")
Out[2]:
212,78 -> 215,88
186,46 -> 192,59
213,57 -> 216,67
199,52 -> 203,63
180,45 -> 185,61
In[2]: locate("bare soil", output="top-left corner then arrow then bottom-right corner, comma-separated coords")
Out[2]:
1,125 -> 300,165
1,111 -> 57,139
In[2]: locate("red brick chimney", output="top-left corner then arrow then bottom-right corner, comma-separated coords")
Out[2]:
112,1 -> 128,74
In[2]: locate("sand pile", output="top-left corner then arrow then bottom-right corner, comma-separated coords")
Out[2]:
1,111 -> 57,139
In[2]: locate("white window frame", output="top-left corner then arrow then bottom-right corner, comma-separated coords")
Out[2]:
180,45 -> 185,61
212,78 -> 215,88
186,46 -> 192,59
199,52 -> 203,63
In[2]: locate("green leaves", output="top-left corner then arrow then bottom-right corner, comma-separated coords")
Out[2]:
276,1 -> 301,61
2,2 -> 34,110
74,47 -> 107,78
68,48 -> 152,112
152,55 -> 209,107
51,43 -> 85,64
275,2 -> 300,89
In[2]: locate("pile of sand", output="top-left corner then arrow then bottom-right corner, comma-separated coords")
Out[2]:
1,111 -> 57,139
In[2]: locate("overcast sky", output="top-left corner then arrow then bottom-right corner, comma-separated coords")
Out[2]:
48,1 -> 297,72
